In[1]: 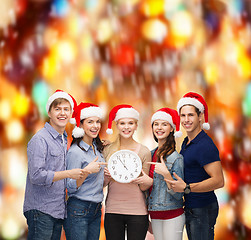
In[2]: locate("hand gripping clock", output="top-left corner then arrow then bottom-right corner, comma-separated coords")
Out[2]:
108,150 -> 142,183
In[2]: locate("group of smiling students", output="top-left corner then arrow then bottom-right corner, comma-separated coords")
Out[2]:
23,90 -> 224,240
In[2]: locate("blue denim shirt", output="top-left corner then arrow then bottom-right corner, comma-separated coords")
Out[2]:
148,149 -> 184,211
23,122 -> 68,219
66,140 -> 105,203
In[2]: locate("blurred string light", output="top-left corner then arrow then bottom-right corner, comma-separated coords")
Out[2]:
141,19 -> 168,43
97,19 -> 113,44
32,81 -> 49,117
1,217 -> 21,240
166,10 -> 194,48
78,62 -> 95,85
140,0 -> 165,17
0,0 -> 16,29
240,186 -> 251,229
12,93 -> 30,117
51,0 -> 70,17
242,82 -> 251,117
0,99 -> 11,122
5,120 -> 24,143
227,0 -> 243,18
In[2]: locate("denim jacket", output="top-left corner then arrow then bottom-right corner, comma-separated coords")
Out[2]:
148,148 -> 184,211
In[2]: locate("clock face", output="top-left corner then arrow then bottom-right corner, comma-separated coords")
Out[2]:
108,150 -> 142,183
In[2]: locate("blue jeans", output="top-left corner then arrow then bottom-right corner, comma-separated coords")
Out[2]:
64,197 -> 102,240
24,210 -> 63,240
185,201 -> 219,240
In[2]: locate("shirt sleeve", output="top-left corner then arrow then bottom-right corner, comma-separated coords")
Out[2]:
66,148 -> 83,193
199,141 -> 220,167
27,137 -> 55,186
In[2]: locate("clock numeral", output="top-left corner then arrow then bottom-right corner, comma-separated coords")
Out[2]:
130,173 -> 134,178
122,153 -> 125,158
125,176 -> 128,180
119,174 -> 122,179
117,156 -> 121,161
133,158 -> 137,162
135,163 -> 138,167
112,166 -> 115,170
113,171 -> 117,175
135,169 -> 138,173
112,160 -> 117,165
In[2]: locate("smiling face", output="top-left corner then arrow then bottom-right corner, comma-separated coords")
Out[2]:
81,116 -> 101,143
116,118 -> 138,139
48,100 -> 72,134
180,105 -> 202,137
152,120 -> 173,142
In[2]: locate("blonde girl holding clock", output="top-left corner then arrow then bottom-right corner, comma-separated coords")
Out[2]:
103,104 -> 152,240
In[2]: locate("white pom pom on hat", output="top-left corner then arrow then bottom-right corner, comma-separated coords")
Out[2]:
106,104 -> 139,134
151,108 -> 182,138
177,92 -> 210,130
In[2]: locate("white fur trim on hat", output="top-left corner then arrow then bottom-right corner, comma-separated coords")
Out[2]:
46,92 -> 74,113
177,97 -> 204,114
80,106 -> 103,120
72,127 -> 85,138
174,131 -> 182,138
151,112 -> 175,129
114,108 -> 139,122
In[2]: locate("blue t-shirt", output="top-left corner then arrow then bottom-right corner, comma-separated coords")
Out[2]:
180,130 -> 220,208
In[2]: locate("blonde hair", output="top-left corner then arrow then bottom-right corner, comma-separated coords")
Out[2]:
103,136 -> 120,162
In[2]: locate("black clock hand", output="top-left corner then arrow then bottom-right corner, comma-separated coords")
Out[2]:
119,159 -> 128,170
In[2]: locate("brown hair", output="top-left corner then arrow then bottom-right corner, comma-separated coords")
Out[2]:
48,98 -> 71,112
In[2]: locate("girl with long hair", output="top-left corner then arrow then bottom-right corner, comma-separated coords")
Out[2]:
140,108 -> 185,240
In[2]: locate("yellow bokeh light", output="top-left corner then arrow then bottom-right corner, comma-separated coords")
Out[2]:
78,62 -> 95,85
97,19 -> 113,44
141,19 -> 167,43
5,119 -> 24,142
1,217 -> 21,239
141,0 -> 165,17
169,11 -> 194,48
12,93 -> 30,117
204,63 -> 219,85
41,54 -> 59,80
0,99 -> 11,121
56,40 -> 77,64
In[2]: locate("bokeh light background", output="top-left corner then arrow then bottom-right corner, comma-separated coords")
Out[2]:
0,0 -> 251,239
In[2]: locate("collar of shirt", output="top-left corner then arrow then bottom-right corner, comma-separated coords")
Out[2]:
79,139 -> 98,152
44,122 -> 67,140
183,130 -> 206,147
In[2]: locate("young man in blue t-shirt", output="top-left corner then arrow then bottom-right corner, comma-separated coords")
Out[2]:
166,92 -> 224,240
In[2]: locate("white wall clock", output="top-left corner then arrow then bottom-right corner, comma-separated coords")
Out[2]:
108,150 -> 142,183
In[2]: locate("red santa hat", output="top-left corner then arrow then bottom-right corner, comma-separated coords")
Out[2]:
151,108 -> 182,137
106,104 -> 139,134
46,89 -> 77,113
70,102 -> 103,138
177,92 -> 210,130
